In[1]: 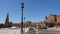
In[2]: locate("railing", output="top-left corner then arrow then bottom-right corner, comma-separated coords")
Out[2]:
39,29 -> 60,34
26,29 -> 60,34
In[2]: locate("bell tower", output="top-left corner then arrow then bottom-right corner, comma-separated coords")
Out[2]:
5,13 -> 9,27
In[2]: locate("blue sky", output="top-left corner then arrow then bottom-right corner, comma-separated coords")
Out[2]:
0,0 -> 60,23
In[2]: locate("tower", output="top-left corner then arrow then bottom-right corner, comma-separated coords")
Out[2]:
45,16 -> 48,19
5,13 -> 10,27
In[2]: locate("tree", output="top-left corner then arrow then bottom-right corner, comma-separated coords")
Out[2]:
0,23 -> 5,28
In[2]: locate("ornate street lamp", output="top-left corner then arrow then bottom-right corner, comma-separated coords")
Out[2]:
21,2 -> 24,34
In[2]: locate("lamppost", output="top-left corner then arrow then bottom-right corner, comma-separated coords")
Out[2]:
36,23 -> 38,34
24,17 -> 26,34
21,2 -> 24,34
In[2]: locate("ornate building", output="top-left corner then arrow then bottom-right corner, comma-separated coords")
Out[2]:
57,15 -> 60,23
5,13 -> 12,27
44,14 -> 57,23
44,14 -> 60,27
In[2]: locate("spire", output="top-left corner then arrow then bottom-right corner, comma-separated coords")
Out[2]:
7,13 -> 9,19
45,16 -> 48,19
5,13 -> 9,27
6,13 -> 9,22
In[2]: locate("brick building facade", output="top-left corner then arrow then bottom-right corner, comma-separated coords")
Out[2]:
44,14 -> 60,27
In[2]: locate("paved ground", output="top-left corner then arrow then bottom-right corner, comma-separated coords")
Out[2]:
0,28 -> 29,34
0,28 -> 60,34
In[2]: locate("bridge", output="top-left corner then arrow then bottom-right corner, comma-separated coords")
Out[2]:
26,27 -> 60,34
